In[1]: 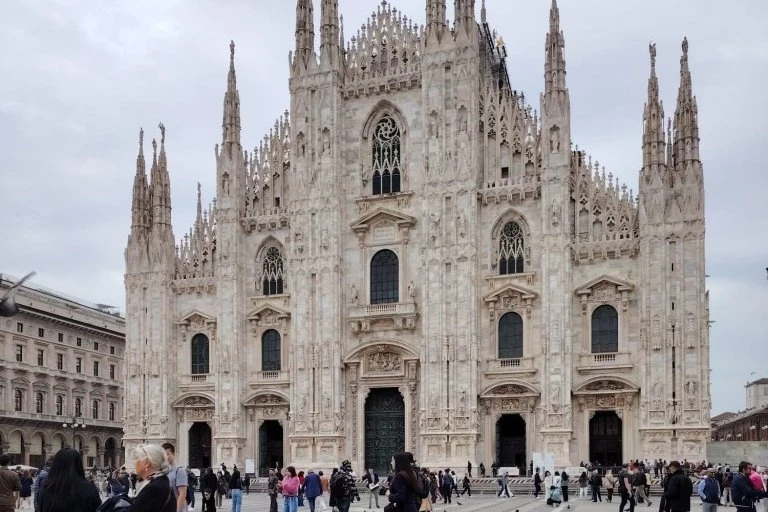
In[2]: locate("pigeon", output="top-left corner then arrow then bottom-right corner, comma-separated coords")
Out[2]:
0,272 -> 36,317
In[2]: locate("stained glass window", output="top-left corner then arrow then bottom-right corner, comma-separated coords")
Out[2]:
499,221 -> 525,274
372,116 -> 401,195
262,247 -> 284,296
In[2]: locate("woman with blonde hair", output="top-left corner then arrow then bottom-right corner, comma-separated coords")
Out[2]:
125,444 -> 175,512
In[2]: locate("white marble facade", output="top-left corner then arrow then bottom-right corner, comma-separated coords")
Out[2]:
123,1 -> 710,472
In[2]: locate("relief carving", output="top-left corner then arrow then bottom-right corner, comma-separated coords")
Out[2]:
366,349 -> 402,373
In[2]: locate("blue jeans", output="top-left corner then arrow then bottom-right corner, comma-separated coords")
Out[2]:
307,496 -> 316,512
338,497 -> 352,512
231,489 -> 242,512
189,487 -> 195,508
284,496 -> 298,512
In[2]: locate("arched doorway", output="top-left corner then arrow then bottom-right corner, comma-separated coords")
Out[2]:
258,421 -> 283,476
105,437 -> 118,468
189,422 -> 212,470
8,431 -> 24,465
496,414 -> 526,471
365,388 -> 405,475
589,411 -> 622,466
29,433 -> 45,468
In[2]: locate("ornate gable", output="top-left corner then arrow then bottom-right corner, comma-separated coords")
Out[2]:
575,275 -> 634,312
247,304 -> 291,331
483,283 -> 537,318
177,310 -> 217,341
350,207 -> 416,247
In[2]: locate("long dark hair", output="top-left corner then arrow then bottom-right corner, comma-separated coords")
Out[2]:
42,448 -> 88,508
393,452 -> 418,493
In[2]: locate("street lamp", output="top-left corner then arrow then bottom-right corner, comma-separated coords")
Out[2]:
62,415 -> 86,430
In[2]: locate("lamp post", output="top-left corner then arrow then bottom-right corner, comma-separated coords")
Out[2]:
62,415 -> 87,430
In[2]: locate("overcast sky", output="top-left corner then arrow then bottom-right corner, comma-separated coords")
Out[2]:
1,1 -> 766,415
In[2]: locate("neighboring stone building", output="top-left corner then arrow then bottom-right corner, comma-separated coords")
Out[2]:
746,378 -> 768,410
124,0 -> 710,473
0,275 -> 125,468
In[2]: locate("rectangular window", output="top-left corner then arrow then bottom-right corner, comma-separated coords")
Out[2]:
93,341 -> 99,351
108,402 -> 115,421
56,353 -> 64,370
76,358 -> 82,373
56,396 -> 63,415
93,361 -> 99,377
38,327 -> 45,338
14,390 -> 23,412
109,364 -> 115,380
110,346 -> 115,355
92,400 -> 99,420
15,345 -> 23,362
76,337 -> 82,347
58,333 -> 64,342
37,349 -> 44,366
501,166 -> 510,179
16,322 -> 23,333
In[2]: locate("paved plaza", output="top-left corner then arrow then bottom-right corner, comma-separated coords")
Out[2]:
188,493 -> 708,512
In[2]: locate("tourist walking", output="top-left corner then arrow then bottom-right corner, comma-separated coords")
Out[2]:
634,467 -> 652,506
362,468 -> 380,508
0,454 -> 21,512
467,462 -> 472,478
579,471 -> 589,500
388,452 -> 419,512
723,469 -> 733,506
699,469 -> 721,512
460,474 -> 471,497
328,468 -> 340,512
304,469 -> 323,512
419,468 -> 433,512
317,471 -> 329,512
123,443 -> 175,512
561,470 -> 570,503
731,461 -> 763,512
534,468 -> 543,498
337,460 -> 360,512
229,466 -> 243,512
267,469 -> 279,512
216,472 -> 226,508
33,459 -> 51,512
618,464 -> 636,512
590,470 -> 603,502
479,463 -> 485,478
440,470 -> 453,503
278,466 -> 300,512
604,469 -> 616,503
663,461 -> 693,512
497,471 -> 512,498
37,448 -> 100,512
18,470 -> 33,509
297,471 -> 305,508
162,443 -> 189,512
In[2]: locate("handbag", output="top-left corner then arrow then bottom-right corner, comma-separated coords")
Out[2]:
378,486 -> 387,496
383,503 -> 397,512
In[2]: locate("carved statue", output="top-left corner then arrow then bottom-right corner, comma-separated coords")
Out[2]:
350,284 -> 358,305
550,129 -> 560,153
407,280 -> 415,299
684,379 -> 697,397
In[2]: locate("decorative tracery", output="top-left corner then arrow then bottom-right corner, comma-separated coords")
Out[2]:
372,116 -> 401,195
261,247 -> 284,295
499,221 -> 525,274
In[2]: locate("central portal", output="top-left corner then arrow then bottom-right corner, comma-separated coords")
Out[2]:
259,420 -> 284,476
188,422 -> 212,470
589,411 -> 622,466
496,414 -> 526,472
365,387 -> 405,475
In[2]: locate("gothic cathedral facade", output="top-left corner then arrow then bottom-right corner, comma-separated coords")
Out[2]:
124,0 -> 709,472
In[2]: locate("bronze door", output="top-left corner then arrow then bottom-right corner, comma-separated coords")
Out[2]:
365,388 -> 405,475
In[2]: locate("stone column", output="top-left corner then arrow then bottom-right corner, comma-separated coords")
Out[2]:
98,447 -> 106,467
23,443 -> 31,465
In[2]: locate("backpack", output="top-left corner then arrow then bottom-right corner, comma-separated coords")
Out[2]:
702,478 -> 719,504
330,473 -> 345,498
96,493 -> 133,512
442,473 -> 453,488
415,470 -> 430,499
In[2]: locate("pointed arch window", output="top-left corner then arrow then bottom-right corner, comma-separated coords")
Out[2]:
261,330 -> 281,372
262,247 -> 285,296
191,333 -> 210,375
370,249 -> 399,304
498,312 -> 524,359
372,116 -> 401,195
591,305 -> 618,353
499,221 -> 525,274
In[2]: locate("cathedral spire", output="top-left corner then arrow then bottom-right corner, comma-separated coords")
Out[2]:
151,123 -> 172,229
130,128 -> 149,233
453,0 -> 475,38
672,37 -> 699,166
319,0 -> 340,67
481,0 -> 487,24
544,0 -> 567,96
425,0 -> 446,44
222,40 -> 241,147
294,0 -> 315,71
642,42 -> 665,168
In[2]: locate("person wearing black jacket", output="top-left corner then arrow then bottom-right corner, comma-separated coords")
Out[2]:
201,468 -> 218,512
731,461 -> 766,512
38,449 -> 101,512
388,453 -> 419,512
662,461 -> 693,512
